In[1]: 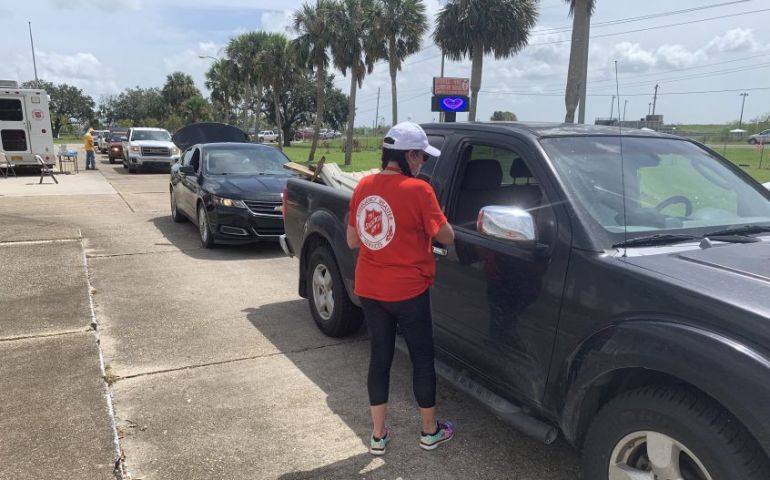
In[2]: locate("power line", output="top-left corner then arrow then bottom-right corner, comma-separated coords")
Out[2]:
530,0 -> 750,35
478,86 -> 770,97
528,7 -> 770,46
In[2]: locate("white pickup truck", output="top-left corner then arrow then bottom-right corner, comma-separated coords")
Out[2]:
122,127 -> 181,173
257,130 -> 278,143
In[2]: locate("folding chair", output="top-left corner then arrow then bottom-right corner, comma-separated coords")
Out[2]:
35,155 -> 58,184
0,152 -> 17,178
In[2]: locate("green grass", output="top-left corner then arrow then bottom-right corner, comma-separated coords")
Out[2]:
281,137 -> 383,172
720,146 -> 770,184
54,136 -> 80,145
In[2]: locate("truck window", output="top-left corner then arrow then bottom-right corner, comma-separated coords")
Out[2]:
0,99 -> 23,121
450,143 -> 545,232
417,134 -> 445,182
1,130 -> 28,151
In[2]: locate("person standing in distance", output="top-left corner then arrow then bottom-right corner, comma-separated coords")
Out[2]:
83,128 -> 96,170
347,122 -> 455,455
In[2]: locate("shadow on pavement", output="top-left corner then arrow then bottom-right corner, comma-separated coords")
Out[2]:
150,215 -> 287,261
243,300 -> 582,480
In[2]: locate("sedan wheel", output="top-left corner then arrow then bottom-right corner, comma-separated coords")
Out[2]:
197,204 -> 215,248
170,190 -> 185,223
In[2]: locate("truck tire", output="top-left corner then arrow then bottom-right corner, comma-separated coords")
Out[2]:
583,385 -> 770,480
109,157 -> 115,164
306,245 -> 362,337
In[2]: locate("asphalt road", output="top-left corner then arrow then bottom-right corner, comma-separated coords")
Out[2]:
0,150 -> 581,480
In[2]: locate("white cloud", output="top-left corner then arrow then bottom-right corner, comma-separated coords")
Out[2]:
260,9 -> 294,36
706,28 -> 762,53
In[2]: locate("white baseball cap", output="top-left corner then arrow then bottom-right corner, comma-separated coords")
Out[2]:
382,122 -> 441,157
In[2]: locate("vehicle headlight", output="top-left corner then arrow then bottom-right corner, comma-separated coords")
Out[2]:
170,146 -> 180,156
211,195 -> 246,208
130,145 -> 140,153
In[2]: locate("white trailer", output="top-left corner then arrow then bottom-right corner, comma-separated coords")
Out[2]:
0,80 -> 56,167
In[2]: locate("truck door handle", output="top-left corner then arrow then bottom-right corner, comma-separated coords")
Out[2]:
432,246 -> 448,256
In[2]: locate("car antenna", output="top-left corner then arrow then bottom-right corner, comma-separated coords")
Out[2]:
615,60 -> 628,257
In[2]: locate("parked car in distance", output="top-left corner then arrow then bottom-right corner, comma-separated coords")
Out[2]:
107,132 -> 128,164
258,130 -> 278,143
92,130 -> 108,153
122,127 -> 181,173
170,122 -> 294,248
748,129 -> 770,144
282,122 -> 770,480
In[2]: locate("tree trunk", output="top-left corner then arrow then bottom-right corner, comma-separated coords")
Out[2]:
389,37 -> 398,125
565,0 -> 588,124
468,43 -> 483,122
273,92 -> 283,152
577,13 -> 591,124
282,124 -> 292,147
345,74 -> 357,166
308,64 -> 326,163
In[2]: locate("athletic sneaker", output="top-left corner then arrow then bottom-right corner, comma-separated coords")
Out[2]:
370,426 -> 392,455
419,420 -> 455,450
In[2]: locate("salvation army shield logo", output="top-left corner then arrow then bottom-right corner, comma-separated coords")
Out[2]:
356,195 -> 395,250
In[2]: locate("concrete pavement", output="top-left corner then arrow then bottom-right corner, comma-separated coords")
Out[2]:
0,151 -> 581,479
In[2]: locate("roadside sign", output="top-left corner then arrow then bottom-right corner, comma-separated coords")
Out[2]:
433,77 -> 469,96
431,95 -> 469,112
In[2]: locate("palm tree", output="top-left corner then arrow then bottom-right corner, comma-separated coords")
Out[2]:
330,0 -> 379,166
434,0 -> 538,122
376,0 -> 428,125
261,33 -> 300,151
205,59 -> 242,124
293,0 -> 336,162
162,72 -> 201,116
564,0 -> 596,124
227,32 -> 270,136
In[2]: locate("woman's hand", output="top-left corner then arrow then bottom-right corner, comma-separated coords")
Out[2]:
434,222 -> 455,245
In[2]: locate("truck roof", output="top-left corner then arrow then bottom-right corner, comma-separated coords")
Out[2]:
421,121 -> 677,139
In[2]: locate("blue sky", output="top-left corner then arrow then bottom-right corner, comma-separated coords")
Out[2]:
1,0 -> 768,127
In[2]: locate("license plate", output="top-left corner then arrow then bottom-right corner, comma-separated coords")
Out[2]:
11,156 -> 22,161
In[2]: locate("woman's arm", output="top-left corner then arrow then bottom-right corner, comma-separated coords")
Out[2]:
434,222 -> 455,245
347,225 -> 361,249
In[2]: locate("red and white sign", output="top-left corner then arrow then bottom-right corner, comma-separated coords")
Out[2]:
433,77 -> 469,96
32,109 -> 45,120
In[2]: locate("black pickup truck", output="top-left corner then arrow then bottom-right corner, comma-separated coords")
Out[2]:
281,122 -> 770,479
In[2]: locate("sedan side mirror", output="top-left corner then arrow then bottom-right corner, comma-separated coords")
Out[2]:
477,206 -> 536,244
179,165 -> 196,175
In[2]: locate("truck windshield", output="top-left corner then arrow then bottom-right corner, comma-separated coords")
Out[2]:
205,147 -> 289,176
132,130 -> 171,141
541,136 -> 770,237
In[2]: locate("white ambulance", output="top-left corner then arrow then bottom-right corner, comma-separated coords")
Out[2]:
0,80 -> 56,167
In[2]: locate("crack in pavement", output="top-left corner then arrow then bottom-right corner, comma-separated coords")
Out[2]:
113,338 -> 368,383
0,328 -> 90,343
0,238 -> 81,247
87,247 -> 202,259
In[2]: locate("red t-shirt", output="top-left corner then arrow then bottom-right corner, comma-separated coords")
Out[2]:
349,173 -> 447,302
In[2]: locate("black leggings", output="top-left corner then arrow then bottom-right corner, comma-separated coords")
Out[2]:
360,289 -> 436,409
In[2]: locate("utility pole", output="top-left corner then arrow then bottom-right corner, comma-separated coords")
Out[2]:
652,84 -> 659,116
374,87 -> 380,132
623,99 -> 628,122
439,53 -> 445,123
648,102 -> 652,116
738,92 -> 749,129
609,95 -> 616,120
28,21 -> 39,83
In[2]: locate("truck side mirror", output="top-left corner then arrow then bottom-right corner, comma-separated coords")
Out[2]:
179,165 -> 196,175
477,206 -> 536,244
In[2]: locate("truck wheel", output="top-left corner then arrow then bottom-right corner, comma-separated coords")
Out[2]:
197,203 -> 216,248
583,385 -> 770,480
109,157 -> 115,164
306,245 -> 362,337
170,190 -> 186,223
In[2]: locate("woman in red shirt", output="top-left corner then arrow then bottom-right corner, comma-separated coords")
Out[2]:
347,122 -> 455,455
